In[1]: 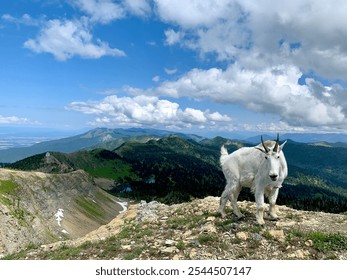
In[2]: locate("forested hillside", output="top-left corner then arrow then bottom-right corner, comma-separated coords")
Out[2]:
6,135 -> 347,214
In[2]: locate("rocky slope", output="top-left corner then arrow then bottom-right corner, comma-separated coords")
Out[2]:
0,168 -> 126,257
5,196 -> 347,260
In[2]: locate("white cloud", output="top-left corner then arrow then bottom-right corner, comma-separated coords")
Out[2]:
71,0 -> 125,24
123,0 -> 152,17
164,29 -> 184,45
164,68 -> 177,75
2,13 -> 40,26
24,18 -> 126,60
0,115 -> 36,125
122,64 -> 347,128
155,0 -> 236,28
66,95 -> 231,129
152,75 -> 160,82
134,0 -> 347,131
155,0 -> 347,80
71,0 -> 151,23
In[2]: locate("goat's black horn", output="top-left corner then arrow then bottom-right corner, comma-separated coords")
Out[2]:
274,133 -> 279,152
261,135 -> 269,153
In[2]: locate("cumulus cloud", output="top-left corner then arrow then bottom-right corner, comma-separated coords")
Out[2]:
123,0 -> 152,17
66,95 -> 231,129
164,29 -> 184,45
24,18 -> 126,60
152,75 -> 160,82
0,115 -> 36,125
11,1 -> 347,131
71,0 -> 125,23
21,1 -> 152,60
155,0 -> 347,80
2,13 -> 40,26
71,0 -> 151,23
122,64 -> 347,128
155,0 -> 236,28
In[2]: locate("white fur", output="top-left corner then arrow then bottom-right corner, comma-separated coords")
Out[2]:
218,139 -> 288,225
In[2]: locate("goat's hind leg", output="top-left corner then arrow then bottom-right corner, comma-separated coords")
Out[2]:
218,187 -> 230,218
229,183 -> 244,219
219,182 -> 244,219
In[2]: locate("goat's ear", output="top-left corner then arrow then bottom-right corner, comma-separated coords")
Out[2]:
255,147 -> 266,154
279,140 -> 287,152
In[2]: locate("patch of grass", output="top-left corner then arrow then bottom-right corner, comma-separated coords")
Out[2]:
176,240 -> 186,250
1,251 -> 26,260
308,231 -> 347,252
95,190 -> 114,204
167,217 -> 191,229
10,208 -> 29,226
98,238 -> 121,257
0,180 -> 18,195
239,207 -> 251,215
250,225 -> 263,234
124,246 -> 144,260
118,226 -> 132,239
0,180 -> 18,206
198,233 -> 218,244
0,195 -> 12,206
285,213 -> 302,221
119,223 -> 154,240
84,160 -> 135,181
167,213 -> 209,230
215,219 -> 234,230
262,230 -> 273,240
44,244 -> 84,260
287,229 -> 347,253
135,227 -> 153,239
75,197 -> 105,220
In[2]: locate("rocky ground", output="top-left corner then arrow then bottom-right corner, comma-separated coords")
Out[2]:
0,168 -> 125,257
3,196 -> 347,260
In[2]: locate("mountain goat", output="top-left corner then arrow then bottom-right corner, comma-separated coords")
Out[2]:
218,134 -> 287,225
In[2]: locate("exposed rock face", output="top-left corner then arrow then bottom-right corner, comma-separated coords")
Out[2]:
0,168 -> 125,257
10,196 -> 347,260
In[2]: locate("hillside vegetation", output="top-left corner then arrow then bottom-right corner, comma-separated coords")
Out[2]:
6,135 -> 347,214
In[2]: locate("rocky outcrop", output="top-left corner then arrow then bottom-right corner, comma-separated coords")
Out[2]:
0,168 -> 126,257
10,196 -> 347,260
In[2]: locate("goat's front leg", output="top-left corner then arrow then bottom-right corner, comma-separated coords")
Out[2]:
254,189 -> 265,225
268,187 -> 279,220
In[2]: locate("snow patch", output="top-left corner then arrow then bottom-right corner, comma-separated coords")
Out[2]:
117,201 -> 128,214
54,208 -> 64,226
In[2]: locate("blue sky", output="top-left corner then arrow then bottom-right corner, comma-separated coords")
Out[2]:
2,1 -> 347,136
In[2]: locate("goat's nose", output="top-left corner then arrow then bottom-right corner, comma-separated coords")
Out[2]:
270,174 -> 278,181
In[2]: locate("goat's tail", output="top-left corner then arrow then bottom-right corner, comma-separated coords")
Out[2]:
220,145 -> 229,165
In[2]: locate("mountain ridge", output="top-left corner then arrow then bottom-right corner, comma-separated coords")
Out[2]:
0,127 -> 204,163
6,134 -> 347,214
0,168 -> 127,257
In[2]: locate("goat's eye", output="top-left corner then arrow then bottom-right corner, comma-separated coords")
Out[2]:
265,156 -> 268,159
277,156 -> 280,159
